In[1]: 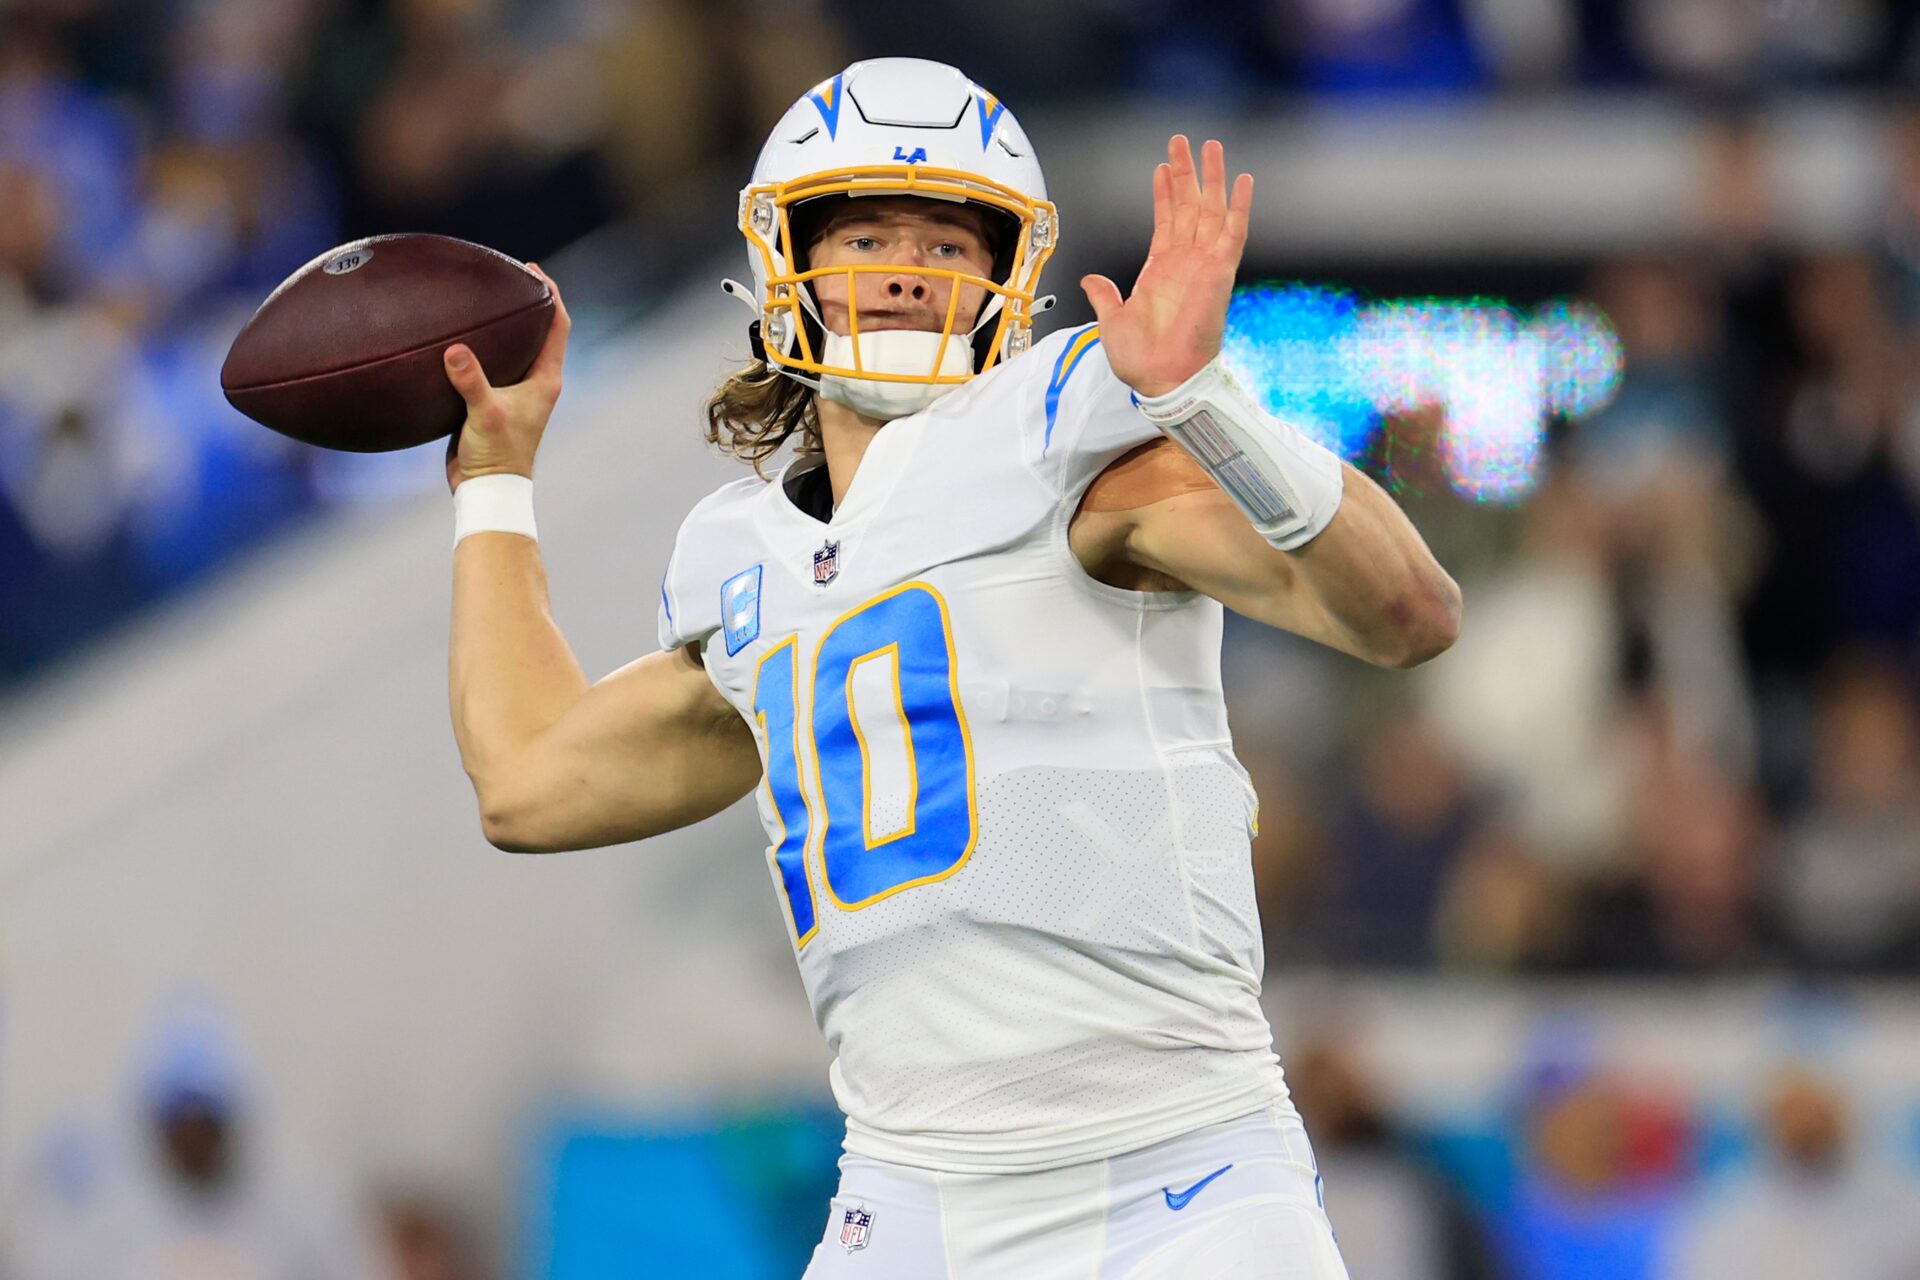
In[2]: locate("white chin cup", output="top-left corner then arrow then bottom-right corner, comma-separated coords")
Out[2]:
818,329 -> 973,420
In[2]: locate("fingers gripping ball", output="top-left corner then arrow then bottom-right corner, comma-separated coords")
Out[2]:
220,234 -> 555,453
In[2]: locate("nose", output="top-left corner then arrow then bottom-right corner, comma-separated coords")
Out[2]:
878,241 -> 932,303
884,273 -> 930,302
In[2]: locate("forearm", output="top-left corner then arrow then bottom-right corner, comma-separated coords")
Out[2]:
1130,355 -> 1459,667
449,532 -> 589,796
1102,447 -> 1460,668
1285,463 -> 1461,668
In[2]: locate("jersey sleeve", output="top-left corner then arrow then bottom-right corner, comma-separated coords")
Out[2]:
1021,325 -> 1163,499
655,487 -> 738,653
656,539 -> 698,652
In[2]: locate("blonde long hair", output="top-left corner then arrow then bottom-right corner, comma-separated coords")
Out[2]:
704,356 -> 819,476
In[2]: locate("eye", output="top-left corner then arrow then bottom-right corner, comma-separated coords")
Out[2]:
847,235 -> 881,252
932,242 -> 964,259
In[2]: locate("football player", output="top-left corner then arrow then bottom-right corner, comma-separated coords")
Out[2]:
444,58 -> 1459,1278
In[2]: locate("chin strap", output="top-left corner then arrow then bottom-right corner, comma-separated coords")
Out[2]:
819,330 -> 976,419
821,297 -> 1007,418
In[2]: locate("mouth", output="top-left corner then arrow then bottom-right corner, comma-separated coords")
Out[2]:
856,312 -> 942,333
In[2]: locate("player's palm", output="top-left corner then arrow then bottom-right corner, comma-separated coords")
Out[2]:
443,263 -> 572,492
1081,136 -> 1253,400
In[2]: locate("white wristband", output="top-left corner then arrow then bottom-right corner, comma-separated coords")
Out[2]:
1135,357 -> 1345,551
453,473 -> 537,546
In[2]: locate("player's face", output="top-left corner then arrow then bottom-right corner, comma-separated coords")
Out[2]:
807,198 -> 996,339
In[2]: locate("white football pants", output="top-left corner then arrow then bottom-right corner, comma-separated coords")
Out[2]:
800,1104 -> 1351,1280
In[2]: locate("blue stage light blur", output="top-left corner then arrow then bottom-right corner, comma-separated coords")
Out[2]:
1221,284 -> 1623,503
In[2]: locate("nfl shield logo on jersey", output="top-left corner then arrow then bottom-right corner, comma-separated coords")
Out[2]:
813,539 -> 840,586
839,1204 -> 873,1252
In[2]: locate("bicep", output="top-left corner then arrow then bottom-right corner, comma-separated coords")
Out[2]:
489,644 -> 761,851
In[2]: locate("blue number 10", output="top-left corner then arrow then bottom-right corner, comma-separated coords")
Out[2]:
750,582 -> 976,945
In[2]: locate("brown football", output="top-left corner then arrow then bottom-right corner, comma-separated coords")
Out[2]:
220,234 -> 554,453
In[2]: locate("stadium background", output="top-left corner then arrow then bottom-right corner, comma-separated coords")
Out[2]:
4,0 -> 1920,1276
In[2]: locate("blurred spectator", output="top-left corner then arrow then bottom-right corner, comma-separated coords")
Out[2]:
1614,473 -> 1760,776
0,157 -> 64,304
101,134 -> 336,328
0,7 -> 142,294
1422,472 -> 1630,872
11,994 -> 377,1280
1622,0 -> 1884,89
344,27 -> 616,259
1268,0 -> 1488,96
1573,719 -> 1775,973
1691,115 -> 1784,278
1881,106 -> 1920,328
1288,1037 -> 1505,1280
1313,713 -> 1483,966
377,1194 -> 486,1280
1577,254 -> 1759,774
827,0 -> 1124,108
1666,1069 -> 1920,1279
1495,1057 -> 1688,1280
7,1118 -> 118,1280
0,179 -> 154,671
1432,822 -> 1569,971
1241,737 -> 1332,966
598,0 -> 846,228
1457,0 -> 1578,89
1739,251 -> 1918,681
1773,652 -> 1920,970
1575,256 -> 1727,485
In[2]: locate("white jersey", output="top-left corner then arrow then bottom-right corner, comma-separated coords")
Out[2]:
659,325 -> 1288,1174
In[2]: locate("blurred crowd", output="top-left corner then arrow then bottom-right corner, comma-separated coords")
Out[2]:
12,0 -> 1920,681
5,996 -> 488,1280
14,995 -> 1916,1280
0,0 -> 846,683
1239,107 -> 1920,979
853,0 -> 1920,102
1283,1028 -> 1920,1280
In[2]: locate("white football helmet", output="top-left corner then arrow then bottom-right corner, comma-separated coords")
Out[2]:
726,58 -> 1058,419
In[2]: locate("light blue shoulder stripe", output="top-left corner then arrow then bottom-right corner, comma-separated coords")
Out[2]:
1042,325 -> 1102,454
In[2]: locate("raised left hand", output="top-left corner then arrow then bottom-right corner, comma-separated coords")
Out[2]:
1081,135 -> 1253,399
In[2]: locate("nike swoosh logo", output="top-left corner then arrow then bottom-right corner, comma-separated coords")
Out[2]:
1163,1163 -> 1233,1211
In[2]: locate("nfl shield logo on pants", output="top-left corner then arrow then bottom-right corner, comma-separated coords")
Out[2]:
839,1204 -> 873,1252
813,539 -> 840,586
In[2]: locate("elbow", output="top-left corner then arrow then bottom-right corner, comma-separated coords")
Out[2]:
480,811 -> 547,854
1377,574 -> 1463,670
475,781 -> 559,855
